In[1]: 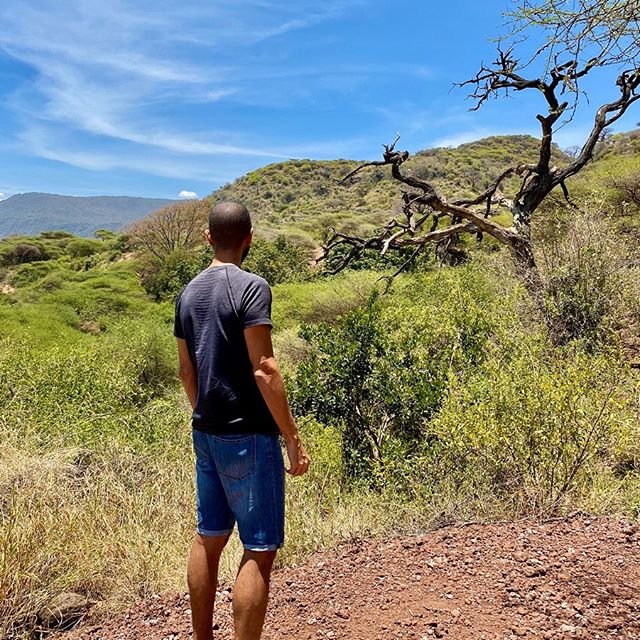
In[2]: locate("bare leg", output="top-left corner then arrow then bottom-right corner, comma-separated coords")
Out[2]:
187,533 -> 229,640
232,550 -> 277,640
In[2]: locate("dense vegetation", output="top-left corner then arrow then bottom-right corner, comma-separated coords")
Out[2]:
1,133 -> 640,639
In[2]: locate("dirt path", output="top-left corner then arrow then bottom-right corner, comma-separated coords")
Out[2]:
60,515 -> 640,639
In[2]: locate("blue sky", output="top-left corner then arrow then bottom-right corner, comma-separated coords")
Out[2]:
0,0 -> 637,201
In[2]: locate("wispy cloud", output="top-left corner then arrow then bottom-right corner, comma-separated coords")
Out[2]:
0,0 -> 363,185
16,125 -> 243,184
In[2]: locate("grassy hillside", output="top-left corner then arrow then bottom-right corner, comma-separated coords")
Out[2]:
209,135 -> 569,246
598,128 -> 640,158
0,230 -> 156,346
566,129 -> 640,235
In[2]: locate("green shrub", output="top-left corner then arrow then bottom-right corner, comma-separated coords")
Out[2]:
141,235 -> 312,301
322,239 -> 435,274
39,230 -> 75,240
536,211 -> 634,347
291,266 -> 503,481
142,248 -> 211,301
94,229 -> 117,241
66,238 -> 103,258
9,261 -> 60,287
424,343 -> 635,515
243,235 -> 311,285
1,243 -> 43,265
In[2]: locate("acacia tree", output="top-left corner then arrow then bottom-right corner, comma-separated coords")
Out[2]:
128,199 -> 211,298
128,199 -> 209,261
322,0 -> 639,299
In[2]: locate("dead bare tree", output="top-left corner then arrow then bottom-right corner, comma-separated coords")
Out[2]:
128,199 -> 209,260
321,0 -> 640,302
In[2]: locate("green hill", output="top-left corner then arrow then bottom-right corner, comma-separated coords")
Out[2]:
570,129 -> 640,233
598,128 -> 640,158
208,135 -> 570,246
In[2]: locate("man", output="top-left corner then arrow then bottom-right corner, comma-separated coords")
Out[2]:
174,201 -> 311,640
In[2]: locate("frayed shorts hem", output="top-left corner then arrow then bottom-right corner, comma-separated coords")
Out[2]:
197,527 -> 233,538
242,542 -> 284,552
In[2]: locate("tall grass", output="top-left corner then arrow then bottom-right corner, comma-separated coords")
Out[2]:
0,305 -> 393,638
0,413 -> 388,639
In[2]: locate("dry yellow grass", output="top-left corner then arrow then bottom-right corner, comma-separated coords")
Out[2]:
0,419 -> 396,639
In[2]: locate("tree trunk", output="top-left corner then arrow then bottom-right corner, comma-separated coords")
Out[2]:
506,211 -> 547,322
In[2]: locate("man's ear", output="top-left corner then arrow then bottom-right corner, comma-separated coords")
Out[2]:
204,228 -> 214,247
247,228 -> 254,246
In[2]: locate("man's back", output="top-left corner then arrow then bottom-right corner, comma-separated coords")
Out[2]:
174,263 -> 278,435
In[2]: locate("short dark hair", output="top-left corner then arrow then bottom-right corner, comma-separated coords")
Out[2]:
208,201 -> 252,250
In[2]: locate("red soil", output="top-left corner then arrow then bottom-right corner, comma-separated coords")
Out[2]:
58,515 -> 640,639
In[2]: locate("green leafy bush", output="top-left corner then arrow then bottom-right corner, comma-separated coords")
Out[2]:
142,248 -> 210,301
243,235 -> 311,285
291,266 -> 502,481
537,211 -> 634,347
322,239 -> 435,274
9,261 -> 60,287
66,238 -> 103,257
141,235 -> 312,301
424,343 -> 635,515
39,230 -> 75,240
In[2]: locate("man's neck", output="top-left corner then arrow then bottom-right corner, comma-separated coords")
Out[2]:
210,251 -> 243,268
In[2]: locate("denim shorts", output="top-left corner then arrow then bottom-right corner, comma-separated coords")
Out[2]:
192,430 -> 285,551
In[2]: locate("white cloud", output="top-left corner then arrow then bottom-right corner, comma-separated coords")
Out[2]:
178,190 -> 199,200
204,88 -> 238,102
16,125 -> 241,183
0,193 -> 6,200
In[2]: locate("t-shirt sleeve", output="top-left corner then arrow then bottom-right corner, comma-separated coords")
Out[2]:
173,291 -> 185,339
240,277 -> 273,329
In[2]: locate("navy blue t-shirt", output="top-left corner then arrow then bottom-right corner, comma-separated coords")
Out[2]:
174,264 -> 279,435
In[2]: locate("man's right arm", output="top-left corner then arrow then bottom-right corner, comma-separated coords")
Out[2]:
244,324 -> 311,477
176,338 -> 197,410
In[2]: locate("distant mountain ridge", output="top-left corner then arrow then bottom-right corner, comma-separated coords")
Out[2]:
0,192 -> 174,238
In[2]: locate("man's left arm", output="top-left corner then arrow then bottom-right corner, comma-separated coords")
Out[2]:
177,338 -> 197,409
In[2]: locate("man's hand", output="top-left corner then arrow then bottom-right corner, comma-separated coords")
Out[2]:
284,433 -> 311,476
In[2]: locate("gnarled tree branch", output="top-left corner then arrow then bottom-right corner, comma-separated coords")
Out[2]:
322,0 -> 638,304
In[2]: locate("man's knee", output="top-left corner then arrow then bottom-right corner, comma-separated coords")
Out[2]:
195,532 -> 230,556
241,549 -> 277,573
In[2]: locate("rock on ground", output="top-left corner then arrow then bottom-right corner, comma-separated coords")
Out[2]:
57,515 -> 640,639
